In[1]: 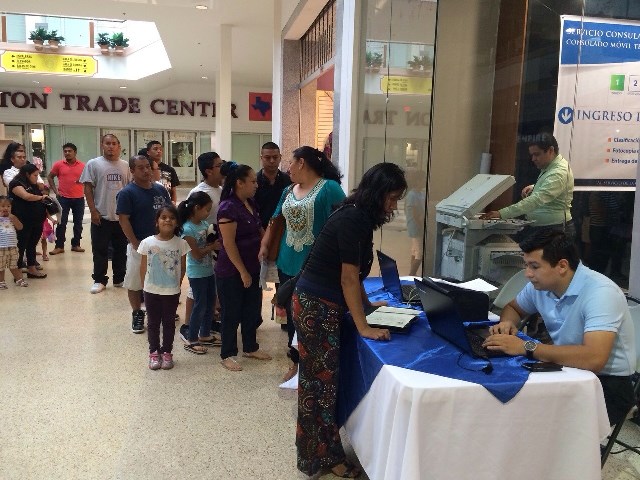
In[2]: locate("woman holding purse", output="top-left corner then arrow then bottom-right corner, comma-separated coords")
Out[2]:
8,164 -> 48,279
258,146 -> 345,381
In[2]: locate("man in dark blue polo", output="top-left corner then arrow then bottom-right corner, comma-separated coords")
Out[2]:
117,155 -> 171,334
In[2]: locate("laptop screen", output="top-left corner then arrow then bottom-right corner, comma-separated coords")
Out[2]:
414,278 -> 473,354
377,251 -> 403,300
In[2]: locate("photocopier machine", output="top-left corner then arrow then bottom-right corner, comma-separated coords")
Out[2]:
434,174 -> 533,285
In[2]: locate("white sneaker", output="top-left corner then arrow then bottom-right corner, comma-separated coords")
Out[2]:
90,282 -> 106,294
113,282 -> 124,288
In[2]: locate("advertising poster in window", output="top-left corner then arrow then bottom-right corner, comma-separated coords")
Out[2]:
555,16 -> 640,190
169,131 -> 196,181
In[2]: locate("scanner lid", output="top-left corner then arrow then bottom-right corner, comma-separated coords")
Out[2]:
436,174 -> 515,218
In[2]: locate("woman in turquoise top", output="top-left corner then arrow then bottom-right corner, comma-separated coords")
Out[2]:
259,146 -> 345,380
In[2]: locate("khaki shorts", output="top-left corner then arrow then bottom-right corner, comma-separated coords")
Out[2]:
0,247 -> 18,270
123,243 -> 143,291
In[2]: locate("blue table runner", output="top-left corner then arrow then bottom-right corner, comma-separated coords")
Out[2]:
337,278 -> 531,426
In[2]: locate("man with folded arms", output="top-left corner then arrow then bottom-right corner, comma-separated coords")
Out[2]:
483,229 -> 636,426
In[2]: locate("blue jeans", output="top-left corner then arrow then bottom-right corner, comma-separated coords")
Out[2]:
56,196 -> 85,248
187,274 -> 216,342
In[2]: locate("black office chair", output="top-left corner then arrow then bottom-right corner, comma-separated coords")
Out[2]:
601,296 -> 640,467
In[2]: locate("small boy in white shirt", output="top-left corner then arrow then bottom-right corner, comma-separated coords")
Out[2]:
0,196 -> 27,288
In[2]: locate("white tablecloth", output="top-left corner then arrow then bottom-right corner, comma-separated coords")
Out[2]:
344,365 -> 610,480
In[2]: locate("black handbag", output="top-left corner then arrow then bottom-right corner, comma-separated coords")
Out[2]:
275,272 -> 300,308
42,196 -> 60,215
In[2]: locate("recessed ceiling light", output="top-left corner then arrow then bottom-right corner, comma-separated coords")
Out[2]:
119,86 -> 127,89
195,5 -> 208,10
201,76 -> 208,79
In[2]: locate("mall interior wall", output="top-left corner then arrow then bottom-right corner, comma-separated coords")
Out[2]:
0,82 -> 273,134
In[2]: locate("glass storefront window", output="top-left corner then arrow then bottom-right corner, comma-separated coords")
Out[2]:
168,131 -> 196,182
63,126 -> 99,164
350,0 -> 636,286
356,0 -> 436,278
30,124 -> 46,174
135,131 -> 165,159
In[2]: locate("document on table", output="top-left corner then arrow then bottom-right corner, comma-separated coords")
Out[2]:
366,306 -> 421,328
429,277 -> 498,292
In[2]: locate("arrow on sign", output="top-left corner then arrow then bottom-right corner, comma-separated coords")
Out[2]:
557,106 -> 574,125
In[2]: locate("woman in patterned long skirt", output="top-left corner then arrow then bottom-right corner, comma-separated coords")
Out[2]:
292,163 -> 408,478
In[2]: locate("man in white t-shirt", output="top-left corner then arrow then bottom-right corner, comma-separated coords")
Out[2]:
79,134 -> 131,294
179,152 -> 225,342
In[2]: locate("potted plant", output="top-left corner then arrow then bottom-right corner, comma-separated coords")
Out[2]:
110,32 -> 129,56
365,51 -> 383,72
96,32 -> 111,55
28,27 -> 48,51
419,53 -> 432,71
407,55 -> 423,71
407,54 -> 432,73
47,30 -> 65,50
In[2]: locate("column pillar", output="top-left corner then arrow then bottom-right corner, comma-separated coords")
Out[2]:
216,24 -> 232,160
334,0 -> 360,193
272,0 -> 282,147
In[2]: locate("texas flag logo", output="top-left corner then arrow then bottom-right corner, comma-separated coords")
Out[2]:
249,92 -> 272,121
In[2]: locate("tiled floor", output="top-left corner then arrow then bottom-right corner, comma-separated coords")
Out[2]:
1,186 -> 639,479
603,423 -> 640,479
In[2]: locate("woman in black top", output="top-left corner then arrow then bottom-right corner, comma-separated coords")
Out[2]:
8,164 -> 48,278
292,163 -> 407,478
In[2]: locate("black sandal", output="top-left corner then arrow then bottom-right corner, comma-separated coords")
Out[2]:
331,462 -> 362,478
26,272 -> 47,279
183,343 -> 207,355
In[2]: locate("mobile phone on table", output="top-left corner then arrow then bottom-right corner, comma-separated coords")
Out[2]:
522,361 -> 563,372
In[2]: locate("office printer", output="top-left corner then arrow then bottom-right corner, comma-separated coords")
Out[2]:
434,174 -> 532,283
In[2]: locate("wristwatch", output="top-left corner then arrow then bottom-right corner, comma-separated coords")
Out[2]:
523,340 -> 537,360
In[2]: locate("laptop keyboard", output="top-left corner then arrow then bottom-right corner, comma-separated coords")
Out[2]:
465,329 -> 502,358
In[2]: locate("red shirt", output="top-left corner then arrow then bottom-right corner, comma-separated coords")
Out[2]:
50,159 -> 85,198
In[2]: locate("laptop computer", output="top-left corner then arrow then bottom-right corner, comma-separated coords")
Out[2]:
414,278 -> 504,359
425,278 -> 490,322
376,250 -> 420,305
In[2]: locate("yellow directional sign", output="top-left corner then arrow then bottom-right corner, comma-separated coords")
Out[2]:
380,75 -> 432,95
1,52 -> 97,76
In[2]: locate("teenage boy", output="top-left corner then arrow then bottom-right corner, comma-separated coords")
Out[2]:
147,141 -> 180,203
117,155 -> 171,334
255,142 -> 291,229
80,134 -> 130,294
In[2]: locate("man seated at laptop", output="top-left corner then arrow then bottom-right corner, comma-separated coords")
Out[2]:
483,229 -> 635,425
